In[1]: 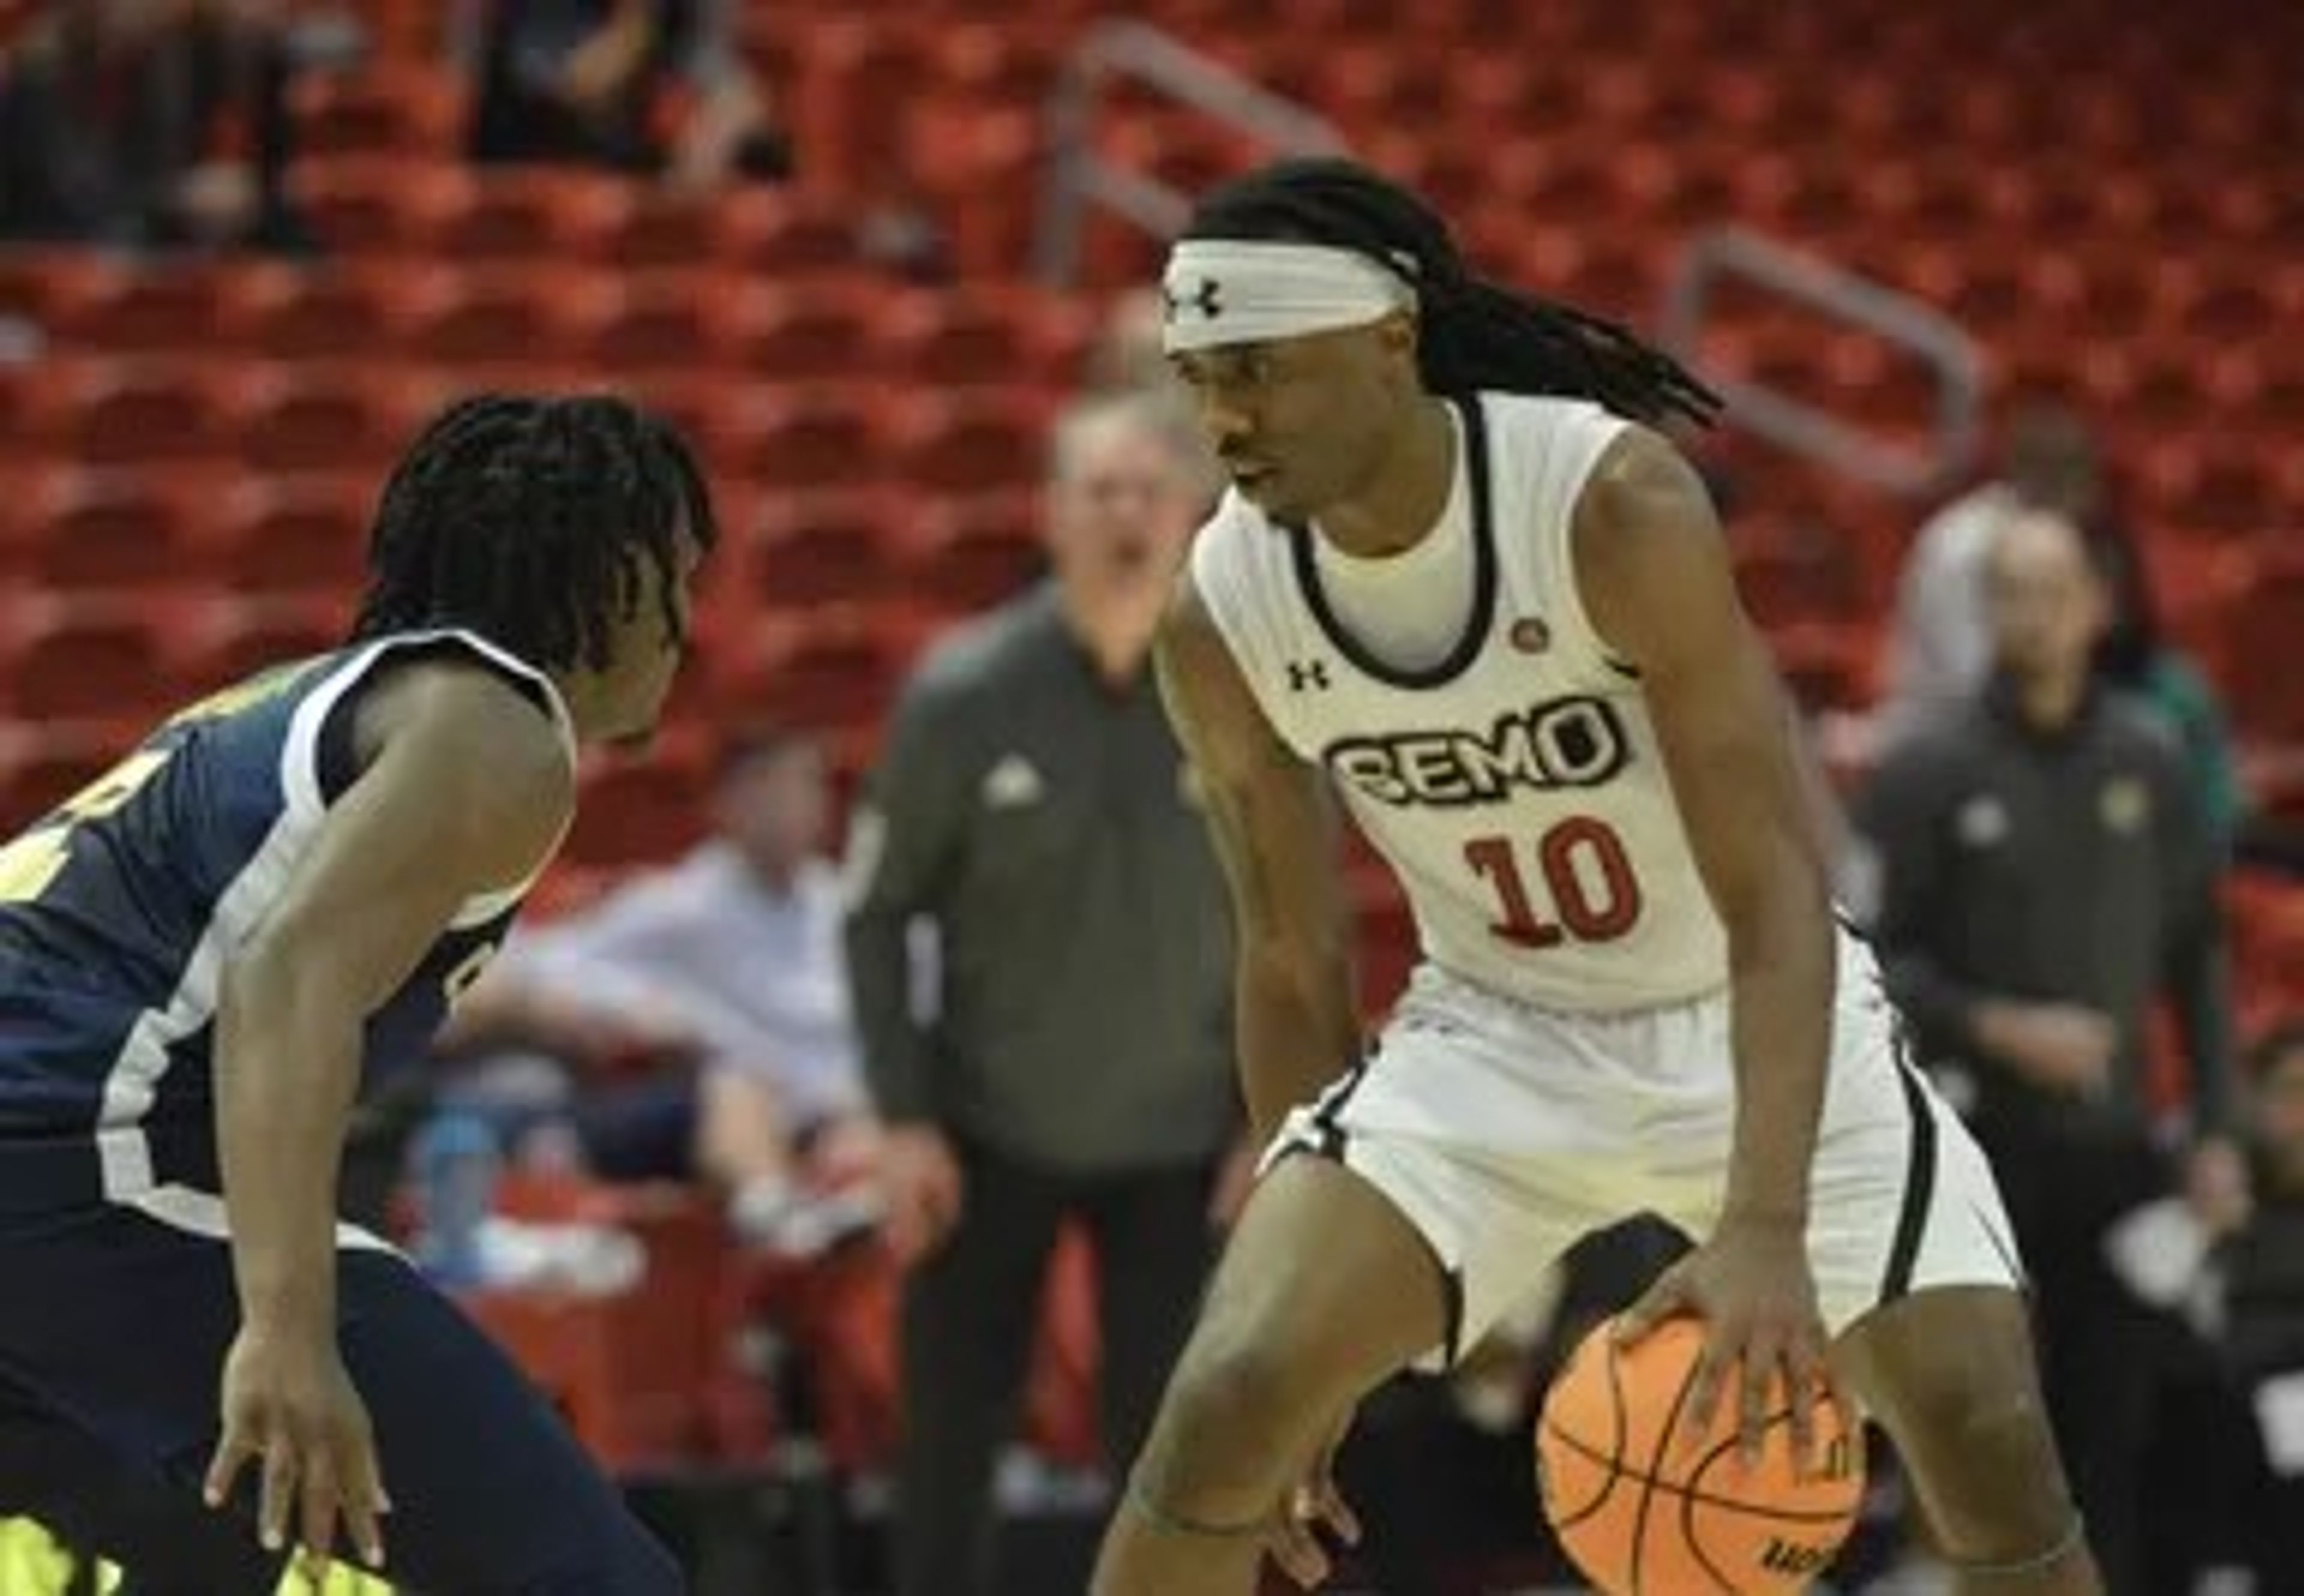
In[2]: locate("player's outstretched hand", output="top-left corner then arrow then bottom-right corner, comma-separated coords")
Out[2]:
1612,1217 -> 1847,1478
203,1326 -> 391,1573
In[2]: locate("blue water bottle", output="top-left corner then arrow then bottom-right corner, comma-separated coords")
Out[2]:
409,1111 -> 502,1288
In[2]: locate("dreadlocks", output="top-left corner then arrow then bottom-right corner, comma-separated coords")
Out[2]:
351,393 -> 715,673
1181,157 -> 1721,429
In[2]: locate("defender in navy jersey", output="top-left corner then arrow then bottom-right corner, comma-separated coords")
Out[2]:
1094,163 -> 2100,1595
0,394 -> 711,1593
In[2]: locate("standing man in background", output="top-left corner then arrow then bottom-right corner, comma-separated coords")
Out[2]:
844,390 -> 1242,1596
1857,509 -> 2238,1594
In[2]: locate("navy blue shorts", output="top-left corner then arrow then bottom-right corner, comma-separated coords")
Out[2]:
0,1204 -> 683,1594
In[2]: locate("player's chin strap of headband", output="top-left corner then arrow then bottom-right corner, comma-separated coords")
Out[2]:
1159,240 -> 1416,354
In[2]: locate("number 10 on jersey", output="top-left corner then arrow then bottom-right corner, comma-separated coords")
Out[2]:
1463,817 -> 1642,947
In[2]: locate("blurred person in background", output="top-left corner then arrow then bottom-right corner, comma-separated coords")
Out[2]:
1856,508 -> 2239,1595
2084,524 -> 2253,865
464,0 -> 791,187
844,389 -> 1241,1596
0,0 -> 310,252
438,727 -> 883,1253
1872,404 -> 2116,751
1081,287 -> 1172,398
2215,1021 -> 2304,1587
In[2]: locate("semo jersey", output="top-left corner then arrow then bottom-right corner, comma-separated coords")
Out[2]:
0,628 -> 572,1219
1191,392 -> 1729,1012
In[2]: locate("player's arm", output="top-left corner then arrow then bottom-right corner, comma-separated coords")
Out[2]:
1156,568 -> 1359,1146
1574,428 -> 1835,1231
214,662 -> 572,1339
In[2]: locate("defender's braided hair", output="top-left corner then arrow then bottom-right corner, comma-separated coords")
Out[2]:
352,394 -> 715,672
1183,157 -> 1720,428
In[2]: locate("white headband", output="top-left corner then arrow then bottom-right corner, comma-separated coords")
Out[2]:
1159,240 -> 1415,353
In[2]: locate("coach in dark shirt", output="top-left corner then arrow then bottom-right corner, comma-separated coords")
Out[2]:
844,391 -> 1237,1596
1856,508 -> 2237,1595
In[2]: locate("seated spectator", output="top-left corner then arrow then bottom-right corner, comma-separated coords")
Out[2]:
0,0 -> 310,252
439,727 -> 880,1253
465,0 -> 791,187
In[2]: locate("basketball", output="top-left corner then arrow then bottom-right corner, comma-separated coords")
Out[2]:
1537,1314 -> 1865,1594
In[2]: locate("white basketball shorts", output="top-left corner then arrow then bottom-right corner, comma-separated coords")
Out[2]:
1264,935 -> 2023,1367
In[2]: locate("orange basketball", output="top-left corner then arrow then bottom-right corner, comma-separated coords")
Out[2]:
1537,1314 -> 1865,1594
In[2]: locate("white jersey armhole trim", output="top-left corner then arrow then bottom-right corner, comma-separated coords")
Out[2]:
1189,511 -> 1303,751
1533,409 -> 1637,675
286,628 -> 576,927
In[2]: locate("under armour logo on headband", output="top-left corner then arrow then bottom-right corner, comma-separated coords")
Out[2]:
1159,241 -> 1412,354
1163,277 -> 1223,322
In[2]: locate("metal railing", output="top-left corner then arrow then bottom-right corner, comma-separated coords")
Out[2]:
1032,20 -> 1348,289
1659,227 -> 1985,497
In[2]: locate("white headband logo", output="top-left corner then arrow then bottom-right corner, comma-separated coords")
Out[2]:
1160,241 -> 1413,354
1163,274 -> 1225,326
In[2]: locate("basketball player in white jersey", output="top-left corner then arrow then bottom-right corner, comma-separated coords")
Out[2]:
1091,160 -> 2101,1595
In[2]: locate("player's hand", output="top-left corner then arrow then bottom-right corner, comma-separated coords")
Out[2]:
1613,1217 -> 1847,1477
878,1123 -> 964,1268
203,1327 -> 390,1572
1264,1409 -> 1361,1588
1976,1000 -> 2117,1097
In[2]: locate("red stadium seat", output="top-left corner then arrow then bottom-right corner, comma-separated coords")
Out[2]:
737,490 -> 898,607
223,259 -> 442,362
722,281 -> 883,380
174,596 -> 352,696
719,386 -> 886,493
289,155 -> 464,256
233,367 -> 436,476
712,188 -> 862,277
889,389 -> 1051,496
583,272 -> 731,378
461,1176 -> 734,1470
0,596 -> 179,722
15,468 -> 205,592
199,475 -> 374,598
2226,557 -> 2304,741
38,260 -> 239,359
0,719 -> 143,835
28,359 -> 242,469
405,265 -> 613,368
433,169 -> 628,265
876,285 -> 1093,391
713,608 -> 912,734
562,746 -> 710,869
892,491 -> 1045,614
292,64 -> 464,160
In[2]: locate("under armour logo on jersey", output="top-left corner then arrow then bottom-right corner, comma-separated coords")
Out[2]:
1286,660 -> 1331,692
1163,277 -> 1223,322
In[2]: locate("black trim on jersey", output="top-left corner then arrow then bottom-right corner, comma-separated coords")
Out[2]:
1288,395 -> 1498,691
1879,1036 -> 1939,1305
1439,1269 -> 1466,1368
314,635 -> 560,805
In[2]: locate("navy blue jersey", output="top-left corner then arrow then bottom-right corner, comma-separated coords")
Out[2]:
0,629 -> 571,1216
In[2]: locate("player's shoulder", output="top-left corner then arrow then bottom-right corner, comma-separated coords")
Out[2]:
357,646 -> 572,803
